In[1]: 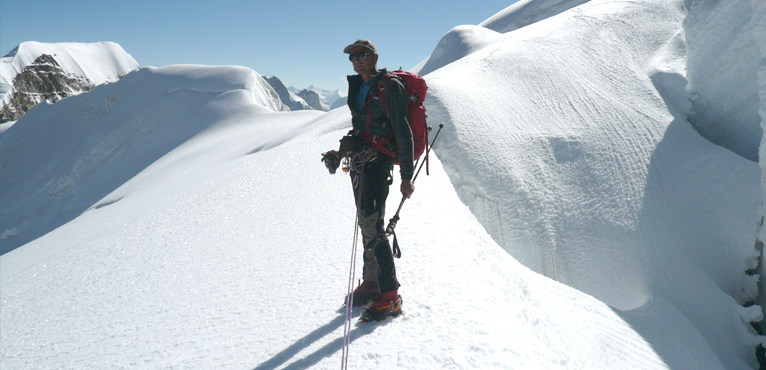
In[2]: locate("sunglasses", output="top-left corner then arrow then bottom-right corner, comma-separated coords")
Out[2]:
348,51 -> 372,62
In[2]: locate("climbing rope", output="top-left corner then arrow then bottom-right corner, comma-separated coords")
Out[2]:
341,148 -> 377,370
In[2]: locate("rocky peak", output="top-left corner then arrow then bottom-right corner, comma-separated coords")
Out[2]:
296,89 -> 324,111
1,54 -> 94,123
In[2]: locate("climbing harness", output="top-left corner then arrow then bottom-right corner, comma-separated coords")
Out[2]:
343,147 -> 377,175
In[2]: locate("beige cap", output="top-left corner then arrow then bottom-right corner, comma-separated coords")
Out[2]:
343,39 -> 377,54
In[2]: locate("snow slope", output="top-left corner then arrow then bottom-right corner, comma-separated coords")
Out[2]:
424,0 -> 763,368
0,41 -> 139,106
0,65 -> 288,255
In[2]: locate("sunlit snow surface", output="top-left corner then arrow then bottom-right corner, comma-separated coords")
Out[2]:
2,0 -> 766,369
0,121 -> 681,368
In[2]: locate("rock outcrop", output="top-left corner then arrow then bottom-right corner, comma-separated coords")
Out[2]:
1,42 -> 140,124
296,89 -> 324,111
1,54 -> 94,122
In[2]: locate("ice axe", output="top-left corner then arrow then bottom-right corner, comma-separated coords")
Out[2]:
385,123 -> 444,257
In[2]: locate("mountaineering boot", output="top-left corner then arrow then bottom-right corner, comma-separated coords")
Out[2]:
359,290 -> 402,323
344,280 -> 380,307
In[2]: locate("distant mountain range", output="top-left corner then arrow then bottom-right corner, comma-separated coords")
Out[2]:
263,76 -> 312,111
0,42 -> 346,125
288,84 -> 346,111
263,77 -> 347,112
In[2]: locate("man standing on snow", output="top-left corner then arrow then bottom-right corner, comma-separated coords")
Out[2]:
322,39 -> 414,322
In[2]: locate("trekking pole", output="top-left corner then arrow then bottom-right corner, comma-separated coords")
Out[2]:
385,123 -> 444,237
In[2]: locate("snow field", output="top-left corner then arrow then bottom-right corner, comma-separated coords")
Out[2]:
2,117 -> 675,369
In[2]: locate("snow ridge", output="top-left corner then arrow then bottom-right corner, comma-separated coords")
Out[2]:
427,0 -> 763,368
479,0 -> 590,33
0,65 -> 289,255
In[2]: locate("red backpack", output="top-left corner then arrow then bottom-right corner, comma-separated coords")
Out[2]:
360,70 -> 428,167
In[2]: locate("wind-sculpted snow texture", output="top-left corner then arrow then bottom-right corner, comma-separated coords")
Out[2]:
413,0 -> 593,78
426,0 -> 763,368
684,0 -> 765,162
0,65 -> 289,255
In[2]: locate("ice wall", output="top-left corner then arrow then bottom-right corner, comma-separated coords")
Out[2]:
685,0 -> 764,162
752,0 -> 766,339
424,0 -> 764,367
756,0 -> 766,176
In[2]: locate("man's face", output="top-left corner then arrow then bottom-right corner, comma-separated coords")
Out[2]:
350,46 -> 377,75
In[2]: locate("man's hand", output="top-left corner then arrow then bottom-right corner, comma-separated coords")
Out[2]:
401,179 -> 415,199
321,150 -> 341,174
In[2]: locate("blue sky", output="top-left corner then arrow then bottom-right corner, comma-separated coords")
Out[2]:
1,1 -> 517,91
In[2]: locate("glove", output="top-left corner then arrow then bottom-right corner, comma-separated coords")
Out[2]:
321,151 -> 341,174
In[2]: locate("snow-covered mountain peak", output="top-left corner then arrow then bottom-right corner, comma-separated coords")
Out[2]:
3,45 -> 19,58
1,41 -> 139,86
285,84 -> 345,111
0,41 -> 140,122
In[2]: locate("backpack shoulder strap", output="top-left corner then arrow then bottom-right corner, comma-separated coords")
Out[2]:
375,72 -> 404,113
363,72 -> 392,105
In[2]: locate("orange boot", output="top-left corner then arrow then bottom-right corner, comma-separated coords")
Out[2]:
359,290 -> 402,322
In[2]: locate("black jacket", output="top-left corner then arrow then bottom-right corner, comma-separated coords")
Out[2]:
345,69 -> 414,180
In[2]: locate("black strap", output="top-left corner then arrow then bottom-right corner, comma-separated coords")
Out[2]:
366,232 -> 402,259
391,231 -> 401,259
